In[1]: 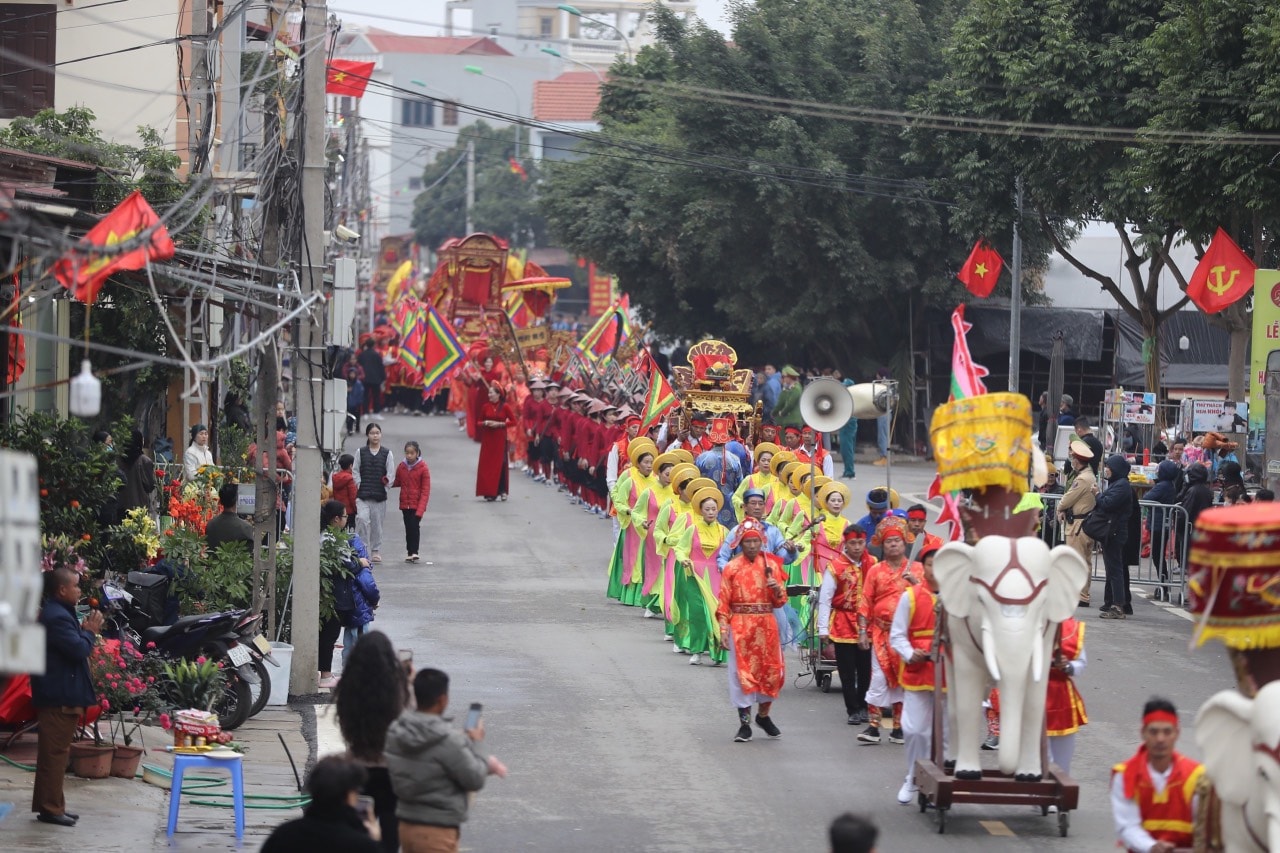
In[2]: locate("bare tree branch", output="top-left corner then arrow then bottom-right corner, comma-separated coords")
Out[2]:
1036,210 -> 1139,319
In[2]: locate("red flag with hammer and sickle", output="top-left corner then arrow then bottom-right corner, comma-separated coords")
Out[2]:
1186,228 -> 1255,314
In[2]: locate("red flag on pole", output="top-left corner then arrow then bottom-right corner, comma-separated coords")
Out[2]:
956,239 -> 1005,298
1186,227 -> 1256,314
326,60 -> 375,98
51,190 -> 175,304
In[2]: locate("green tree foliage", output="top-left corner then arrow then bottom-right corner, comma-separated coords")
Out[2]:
1134,0 -> 1280,397
411,121 -> 546,251
540,1 -> 982,368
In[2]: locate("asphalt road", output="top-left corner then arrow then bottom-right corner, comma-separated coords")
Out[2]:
328,414 -> 1236,853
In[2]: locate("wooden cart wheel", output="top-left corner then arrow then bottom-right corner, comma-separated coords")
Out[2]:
937,807 -> 948,833
1058,811 -> 1070,837
819,673 -> 832,693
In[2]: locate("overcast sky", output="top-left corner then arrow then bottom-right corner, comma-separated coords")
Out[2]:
329,0 -> 734,38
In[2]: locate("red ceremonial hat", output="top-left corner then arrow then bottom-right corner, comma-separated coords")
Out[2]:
707,417 -> 732,445
880,527 -> 906,542
1187,503 -> 1280,651
731,518 -> 765,547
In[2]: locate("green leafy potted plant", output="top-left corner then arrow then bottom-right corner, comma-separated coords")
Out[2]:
88,637 -> 166,778
159,656 -> 226,715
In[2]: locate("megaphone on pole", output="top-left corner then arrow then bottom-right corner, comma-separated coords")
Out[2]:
800,377 -> 855,432
847,380 -> 898,420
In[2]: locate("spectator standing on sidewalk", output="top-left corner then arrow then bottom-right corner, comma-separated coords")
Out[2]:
358,339 -> 386,418
354,424 -> 395,563
205,483 -> 253,551
386,669 -> 508,853
1096,455 -> 1135,620
31,567 -> 102,827
394,441 -> 432,563
335,631 -> 411,852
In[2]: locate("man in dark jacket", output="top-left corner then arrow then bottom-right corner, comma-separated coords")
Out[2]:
1146,460 -> 1181,601
1095,455 -> 1135,619
31,567 -> 103,826
386,669 -> 506,853
205,483 -> 253,551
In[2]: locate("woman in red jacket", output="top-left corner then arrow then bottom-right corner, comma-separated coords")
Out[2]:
393,441 -> 431,563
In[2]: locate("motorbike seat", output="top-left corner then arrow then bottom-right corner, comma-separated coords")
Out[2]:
142,613 -> 212,645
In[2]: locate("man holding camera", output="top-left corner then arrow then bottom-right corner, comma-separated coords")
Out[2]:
386,669 -> 507,853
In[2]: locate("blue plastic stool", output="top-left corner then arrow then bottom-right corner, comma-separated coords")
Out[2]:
166,753 -> 245,840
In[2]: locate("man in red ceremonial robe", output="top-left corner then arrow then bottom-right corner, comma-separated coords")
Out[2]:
904,504 -> 943,562
717,519 -> 789,743
475,385 -> 516,501
890,546 -> 945,805
856,527 -> 921,745
817,524 -> 876,726
1110,698 -> 1203,853
522,380 -> 551,481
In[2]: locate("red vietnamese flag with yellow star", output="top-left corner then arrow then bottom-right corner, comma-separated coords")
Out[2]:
1186,227 -> 1255,314
326,60 -> 375,98
956,238 -> 1004,298
52,190 -> 175,304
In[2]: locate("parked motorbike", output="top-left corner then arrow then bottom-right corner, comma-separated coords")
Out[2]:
100,579 -> 256,731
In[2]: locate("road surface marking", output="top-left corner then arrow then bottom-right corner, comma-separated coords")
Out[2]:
980,820 -> 1015,836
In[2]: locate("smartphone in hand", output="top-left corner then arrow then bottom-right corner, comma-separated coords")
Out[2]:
356,795 -> 375,821
465,702 -> 483,731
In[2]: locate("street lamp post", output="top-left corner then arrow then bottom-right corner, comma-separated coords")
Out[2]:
540,46 -> 606,83
557,4 -> 633,63
464,64 -> 522,156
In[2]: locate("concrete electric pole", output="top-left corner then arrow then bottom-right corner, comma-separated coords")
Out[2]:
288,0 -> 328,696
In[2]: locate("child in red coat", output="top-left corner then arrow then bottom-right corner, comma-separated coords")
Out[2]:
331,453 -> 358,530
394,441 -> 431,562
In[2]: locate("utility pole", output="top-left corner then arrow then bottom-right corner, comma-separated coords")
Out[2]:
289,0 -> 327,696
465,140 -> 475,234
1008,176 -> 1024,394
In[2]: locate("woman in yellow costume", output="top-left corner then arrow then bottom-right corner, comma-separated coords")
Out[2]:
651,464 -> 700,632
732,442 -> 782,520
767,460 -> 805,531
605,437 -> 657,606
634,452 -> 681,617
673,486 -> 729,666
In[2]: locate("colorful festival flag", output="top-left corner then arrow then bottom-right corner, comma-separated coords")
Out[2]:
1186,227 -> 1256,314
638,349 -> 678,429
509,158 -> 528,181
504,292 -> 530,329
577,294 -> 631,363
52,191 -> 175,304
326,60 -> 375,98
421,305 -> 466,396
393,298 -> 425,373
956,239 -> 1005,298
948,304 -> 989,401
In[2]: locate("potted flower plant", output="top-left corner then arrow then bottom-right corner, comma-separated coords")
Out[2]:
88,638 -> 166,777
159,656 -> 226,716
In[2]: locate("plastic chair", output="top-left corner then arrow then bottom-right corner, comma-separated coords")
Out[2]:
166,753 -> 245,839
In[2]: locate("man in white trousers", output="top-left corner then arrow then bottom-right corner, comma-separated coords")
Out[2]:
890,547 -> 948,804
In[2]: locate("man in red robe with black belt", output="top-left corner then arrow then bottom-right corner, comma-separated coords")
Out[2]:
717,519 -> 789,743
817,525 -> 876,726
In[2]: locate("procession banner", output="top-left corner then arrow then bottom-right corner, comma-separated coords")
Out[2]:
1249,270 -> 1280,452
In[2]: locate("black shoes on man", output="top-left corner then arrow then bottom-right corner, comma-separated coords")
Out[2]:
36,811 -> 77,827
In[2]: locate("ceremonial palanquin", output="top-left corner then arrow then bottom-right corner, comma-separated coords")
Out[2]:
669,340 -> 762,440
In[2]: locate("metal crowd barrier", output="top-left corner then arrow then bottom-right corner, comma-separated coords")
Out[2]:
1036,492 -> 1190,606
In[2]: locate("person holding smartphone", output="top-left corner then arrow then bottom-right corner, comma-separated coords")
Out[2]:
385,669 -> 508,853
261,756 -> 382,852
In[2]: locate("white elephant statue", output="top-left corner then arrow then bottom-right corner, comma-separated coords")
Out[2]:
1196,681 -> 1280,853
933,535 -> 1089,781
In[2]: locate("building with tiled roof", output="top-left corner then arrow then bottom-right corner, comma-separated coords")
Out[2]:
530,72 -> 602,162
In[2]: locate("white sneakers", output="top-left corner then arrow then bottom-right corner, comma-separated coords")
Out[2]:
689,654 -> 702,665
897,779 -> 918,805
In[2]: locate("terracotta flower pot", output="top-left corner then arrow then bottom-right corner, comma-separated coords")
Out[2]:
69,743 -> 114,779
111,745 -> 144,779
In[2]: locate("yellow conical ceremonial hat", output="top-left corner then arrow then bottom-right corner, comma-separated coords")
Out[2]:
690,486 -> 725,513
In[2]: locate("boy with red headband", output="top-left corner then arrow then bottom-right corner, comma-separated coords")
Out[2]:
817,525 -> 876,726
904,504 -> 942,562
1110,697 -> 1203,853
856,526 -> 922,745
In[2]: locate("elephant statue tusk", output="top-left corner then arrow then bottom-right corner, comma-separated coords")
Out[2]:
981,617 -> 1002,682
